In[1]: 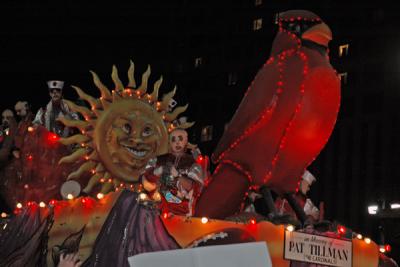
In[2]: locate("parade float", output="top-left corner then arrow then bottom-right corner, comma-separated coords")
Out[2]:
0,10 -> 397,267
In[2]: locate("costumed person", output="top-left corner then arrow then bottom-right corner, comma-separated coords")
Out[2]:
0,109 -> 17,164
275,170 -> 323,224
1,109 -> 15,136
195,10 -> 340,219
33,80 -> 78,137
142,128 -> 204,216
13,101 -> 34,159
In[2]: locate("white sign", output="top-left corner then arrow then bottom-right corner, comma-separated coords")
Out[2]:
128,242 -> 272,267
284,231 -> 352,267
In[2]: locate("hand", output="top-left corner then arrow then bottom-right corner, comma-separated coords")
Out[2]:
153,166 -> 163,176
170,166 -> 178,177
58,253 -> 82,267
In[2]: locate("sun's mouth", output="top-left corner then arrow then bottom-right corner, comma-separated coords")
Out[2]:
121,144 -> 151,158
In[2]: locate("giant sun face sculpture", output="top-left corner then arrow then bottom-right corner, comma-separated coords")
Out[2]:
58,61 -> 193,194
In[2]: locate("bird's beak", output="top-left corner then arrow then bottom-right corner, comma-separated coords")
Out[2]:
301,22 -> 332,47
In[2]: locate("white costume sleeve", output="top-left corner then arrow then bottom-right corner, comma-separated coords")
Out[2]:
304,198 -> 319,220
187,163 -> 204,185
32,108 -> 44,125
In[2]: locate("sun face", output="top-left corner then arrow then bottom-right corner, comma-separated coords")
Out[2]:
58,61 -> 194,194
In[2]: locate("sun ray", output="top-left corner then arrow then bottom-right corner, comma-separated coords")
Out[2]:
136,65 -> 151,95
100,98 -> 110,109
71,86 -> 100,109
59,135 -> 90,146
179,121 -> 196,129
149,76 -> 162,102
82,173 -> 103,193
100,181 -> 114,194
59,148 -> 86,164
92,109 -> 103,117
164,104 -> 188,122
64,100 -> 94,119
95,163 -> 105,172
67,160 -> 97,180
57,117 -> 89,131
90,70 -> 112,100
88,150 -> 99,161
160,86 -> 177,111
127,60 -> 136,88
111,65 -> 124,92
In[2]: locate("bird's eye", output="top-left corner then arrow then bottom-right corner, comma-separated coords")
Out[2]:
142,126 -> 153,137
122,123 -> 131,134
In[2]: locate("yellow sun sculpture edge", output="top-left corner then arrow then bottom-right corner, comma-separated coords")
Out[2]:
57,60 -> 194,195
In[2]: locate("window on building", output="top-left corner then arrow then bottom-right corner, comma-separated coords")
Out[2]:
228,72 -> 237,86
255,0 -> 262,6
339,72 -> 348,85
339,44 -> 349,57
253,18 -> 262,31
201,125 -> 213,142
194,57 -> 203,68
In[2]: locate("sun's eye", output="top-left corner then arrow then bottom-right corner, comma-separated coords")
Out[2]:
142,126 -> 153,137
122,123 -> 131,134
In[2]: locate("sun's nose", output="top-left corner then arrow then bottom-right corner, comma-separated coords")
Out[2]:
128,137 -> 143,145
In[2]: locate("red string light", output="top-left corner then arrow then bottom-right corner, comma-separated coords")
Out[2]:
337,225 -> 346,235
215,49 -> 295,164
263,50 -> 309,184
221,160 -> 253,184
47,132 -> 60,144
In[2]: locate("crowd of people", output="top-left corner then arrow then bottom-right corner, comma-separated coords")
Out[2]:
0,80 -> 77,163
0,80 -> 79,208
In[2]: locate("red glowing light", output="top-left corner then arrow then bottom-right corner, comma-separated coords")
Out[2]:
47,132 -> 60,144
49,199 -> 57,205
27,154 -> 33,161
337,225 -> 346,235
162,212 -> 168,219
385,244 -> 391,252
250,219 -> 256,225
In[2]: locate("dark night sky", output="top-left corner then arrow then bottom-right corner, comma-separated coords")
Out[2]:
1,0 -> 399,262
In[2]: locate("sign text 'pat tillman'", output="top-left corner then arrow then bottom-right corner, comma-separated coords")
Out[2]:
284,231 -> 352,267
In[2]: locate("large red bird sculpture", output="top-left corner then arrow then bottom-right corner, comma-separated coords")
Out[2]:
195,10 -> 341,219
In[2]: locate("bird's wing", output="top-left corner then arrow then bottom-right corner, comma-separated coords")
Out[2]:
212,61 -> 281,163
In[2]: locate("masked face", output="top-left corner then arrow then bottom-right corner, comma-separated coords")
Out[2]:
2,110 -> 14,127
15,102 -> 28,118
170,129 -> 188,155
49,89 -> 62,102
94,98 -> 169,183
